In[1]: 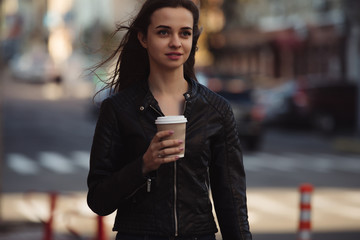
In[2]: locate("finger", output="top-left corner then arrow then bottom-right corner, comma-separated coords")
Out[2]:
159,146 -> 184,157
160,155 -> 179,164
158,139 -> 183,150
154,130 -> 174,142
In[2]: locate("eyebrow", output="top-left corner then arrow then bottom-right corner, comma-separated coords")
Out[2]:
155,25 -> 193,30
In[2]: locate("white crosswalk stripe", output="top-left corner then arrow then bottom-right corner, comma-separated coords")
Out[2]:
243,152 -> 360,173
71,151 -> 90,170
6,153 -> 40,175
332,155 -> 360,173
4,151 -> 360,175
39,152 -> 75,174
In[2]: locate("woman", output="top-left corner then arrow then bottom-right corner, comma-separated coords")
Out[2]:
87,0 -> 252,239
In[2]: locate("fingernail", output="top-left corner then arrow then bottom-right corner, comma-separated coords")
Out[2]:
178,140 -> 183,143
169,130 -> 175,134
179,147 -> 184,151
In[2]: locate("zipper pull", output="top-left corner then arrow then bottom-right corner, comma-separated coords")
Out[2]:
146,178 -> 152,192
149,105 -> 164,117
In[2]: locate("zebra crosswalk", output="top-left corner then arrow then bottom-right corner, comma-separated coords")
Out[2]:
4,151 -> 360,175
243,152 -> 360,173
5,151 -> 90,175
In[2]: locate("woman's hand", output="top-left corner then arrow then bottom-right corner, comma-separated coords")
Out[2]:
142,130 -> 183,175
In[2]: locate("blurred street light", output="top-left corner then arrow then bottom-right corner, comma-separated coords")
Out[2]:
48,27 -> 72,65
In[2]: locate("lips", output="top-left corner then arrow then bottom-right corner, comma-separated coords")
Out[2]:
165,52 -> 182,60
165,52 -> 182,56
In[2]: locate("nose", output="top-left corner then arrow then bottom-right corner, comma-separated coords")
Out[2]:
169,35 -> 181,48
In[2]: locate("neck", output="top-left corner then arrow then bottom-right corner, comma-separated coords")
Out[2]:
148,68 -> 188,95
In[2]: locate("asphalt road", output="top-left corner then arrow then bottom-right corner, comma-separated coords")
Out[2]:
1,72 -> 359,239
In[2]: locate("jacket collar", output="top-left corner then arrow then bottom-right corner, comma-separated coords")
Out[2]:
184,77 -> 197,101
137,77 -> 198,112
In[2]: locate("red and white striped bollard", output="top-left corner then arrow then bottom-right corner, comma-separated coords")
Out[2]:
96,215 -> 107,240
43,192 -> 58,240
298,183 -> 314,240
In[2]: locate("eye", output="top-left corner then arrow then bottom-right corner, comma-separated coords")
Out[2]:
157,30 -> 169,36
180,30 -> 192,38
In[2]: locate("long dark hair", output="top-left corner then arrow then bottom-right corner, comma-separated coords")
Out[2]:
94,0 -> 201,94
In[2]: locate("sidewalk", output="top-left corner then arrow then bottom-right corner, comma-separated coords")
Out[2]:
1,189 -> 360,240
0,192 -> 117,240
0,222 -> 48,240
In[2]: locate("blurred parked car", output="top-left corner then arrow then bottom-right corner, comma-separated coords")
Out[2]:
254,80 -> 297,124
9,44 -> 60,83
285,81 -> 357,133
260,79 -> 357,133
206,74 -> 265,151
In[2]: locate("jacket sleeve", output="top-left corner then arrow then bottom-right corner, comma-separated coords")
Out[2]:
87,98 -> 147,216
209,103 -> 252,240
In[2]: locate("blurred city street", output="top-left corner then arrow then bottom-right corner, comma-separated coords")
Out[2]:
1,0 -> 360,239
1,68 -> 359,239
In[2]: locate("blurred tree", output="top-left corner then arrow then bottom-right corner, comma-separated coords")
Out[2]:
0,0 -> 3,69
222,0 -> 237,29
222,0 -> 253,29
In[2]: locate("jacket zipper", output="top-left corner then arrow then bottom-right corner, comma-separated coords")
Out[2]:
174,161 -> 178,236
174,100 -> 188,236
150,100 -> 188,237
146,178 -> 152,192
149,105 -> 164,117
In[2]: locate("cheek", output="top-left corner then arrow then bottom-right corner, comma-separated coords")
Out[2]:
149,38 -> 167,51
146,41 -> 161,56
184,40 -> 193,53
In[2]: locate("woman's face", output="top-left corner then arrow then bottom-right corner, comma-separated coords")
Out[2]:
138,7 -> 194,73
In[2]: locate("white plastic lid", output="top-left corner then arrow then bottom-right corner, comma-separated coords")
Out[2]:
155,115 -> 187,124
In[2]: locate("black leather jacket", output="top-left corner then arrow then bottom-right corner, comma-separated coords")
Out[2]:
87,78 -> 252,240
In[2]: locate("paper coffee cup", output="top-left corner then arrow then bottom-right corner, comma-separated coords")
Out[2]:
155,115 -> 187,158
